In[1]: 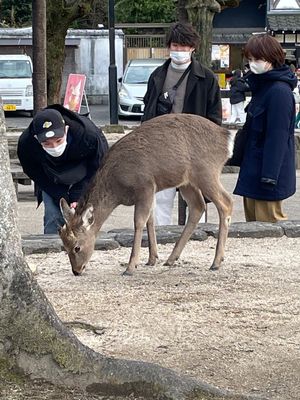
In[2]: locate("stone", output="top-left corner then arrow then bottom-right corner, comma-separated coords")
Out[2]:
22,235 -> 62,254
94,237 -> 120,250
21,234 -> 120,254
191,228 -> 208,241
197,222 -> 284,239
277,220 -> 300,237
229,222 -> 284,238
199,223 -> 220,238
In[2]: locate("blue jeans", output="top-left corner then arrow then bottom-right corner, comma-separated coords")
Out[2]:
42,191 -> 65,234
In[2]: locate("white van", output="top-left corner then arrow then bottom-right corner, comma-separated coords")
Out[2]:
0,54 -> 33,116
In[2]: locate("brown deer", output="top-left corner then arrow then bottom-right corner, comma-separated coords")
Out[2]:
59,113 -> 234,276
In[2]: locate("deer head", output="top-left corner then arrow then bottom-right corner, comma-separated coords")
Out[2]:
59,198 -> 96,276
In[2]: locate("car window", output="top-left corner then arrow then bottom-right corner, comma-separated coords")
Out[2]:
0,60 -> 32,78
123,66 -> 159,84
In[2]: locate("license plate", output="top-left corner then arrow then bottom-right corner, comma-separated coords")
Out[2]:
3,104 -> 17,111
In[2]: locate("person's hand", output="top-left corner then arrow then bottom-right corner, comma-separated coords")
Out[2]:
70,202 -> 77,209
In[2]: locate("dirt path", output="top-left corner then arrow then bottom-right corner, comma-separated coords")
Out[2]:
26,236 -> 300,400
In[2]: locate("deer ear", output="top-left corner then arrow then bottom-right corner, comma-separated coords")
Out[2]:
60,198 -> 75,223
81,204 -> 94,230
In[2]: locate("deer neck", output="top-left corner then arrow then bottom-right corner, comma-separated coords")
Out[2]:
80,178 -> 119,235
92,199 -> 116,234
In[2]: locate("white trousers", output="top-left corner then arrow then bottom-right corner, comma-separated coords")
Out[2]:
230,101 -> 245,123
154,188 -> 205,226
155,188 -> 176,225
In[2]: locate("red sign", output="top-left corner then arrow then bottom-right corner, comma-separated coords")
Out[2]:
63,74 -> 86,113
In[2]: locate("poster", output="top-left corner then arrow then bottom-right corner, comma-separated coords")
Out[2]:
63,74 -> 86,113
211,45 -> 230,69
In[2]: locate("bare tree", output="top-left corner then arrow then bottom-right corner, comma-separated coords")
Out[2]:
177,0 -> 240,66
176,0 -> 189,22
186,0 -> 221,66
32,0 -> 47,113
46,0 -> 93,104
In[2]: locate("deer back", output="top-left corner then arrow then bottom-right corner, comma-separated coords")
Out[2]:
93,113 -> 233,194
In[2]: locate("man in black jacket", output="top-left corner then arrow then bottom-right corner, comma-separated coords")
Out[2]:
18,105 -> 108,234
142,22 -> 222,225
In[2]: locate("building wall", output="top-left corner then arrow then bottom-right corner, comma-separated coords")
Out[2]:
70,33 -> 123,104
0,46 -> 32,58
62,30 -> 124,104
0,28 -> 124,105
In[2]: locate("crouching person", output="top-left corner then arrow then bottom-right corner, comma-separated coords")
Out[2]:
17,105 -> 108,234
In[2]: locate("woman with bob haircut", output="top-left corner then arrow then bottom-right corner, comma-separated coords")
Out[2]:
233,34 -> 297,222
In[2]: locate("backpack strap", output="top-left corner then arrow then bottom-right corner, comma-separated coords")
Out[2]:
172,64 -> 192,90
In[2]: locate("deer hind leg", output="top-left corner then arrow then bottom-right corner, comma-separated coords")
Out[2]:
145,209 -> 158,266
123,188 -> 156,276
205,184 -> 233,271
165,185 -> 206,266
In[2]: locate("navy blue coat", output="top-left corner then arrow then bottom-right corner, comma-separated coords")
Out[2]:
234,66 -> 297,201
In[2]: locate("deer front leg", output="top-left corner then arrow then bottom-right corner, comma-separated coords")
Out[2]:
165,186 -> 205,266
145,209 -> 158,266
209,189 -> 233,270
210,214 -> 230,270
123,194 -> 154,276
123,225 -> 144,276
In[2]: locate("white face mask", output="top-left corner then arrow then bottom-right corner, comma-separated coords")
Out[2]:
170,50 -> 192,65
249,60 -> 272,74
42,138 -> 67,157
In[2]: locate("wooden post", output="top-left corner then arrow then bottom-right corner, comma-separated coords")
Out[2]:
32,0 -> 47,114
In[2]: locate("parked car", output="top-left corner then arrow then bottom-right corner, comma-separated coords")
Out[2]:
118,58 -> 165,117
0,54 -> 33,116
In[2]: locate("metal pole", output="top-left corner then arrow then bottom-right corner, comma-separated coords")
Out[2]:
108,0 -> 119,124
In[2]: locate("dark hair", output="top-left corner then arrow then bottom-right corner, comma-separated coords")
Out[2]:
166,22 -> 200,49
244,34 -> 285,68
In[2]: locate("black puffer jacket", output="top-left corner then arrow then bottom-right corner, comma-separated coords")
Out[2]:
229,77 -> 249,104
17,104 -> 108,206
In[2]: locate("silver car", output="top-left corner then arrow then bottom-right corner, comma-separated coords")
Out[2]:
118,58 -> 165,117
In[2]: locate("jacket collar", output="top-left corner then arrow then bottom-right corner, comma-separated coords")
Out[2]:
190,55 -> 206,78
153,55 -> 206,89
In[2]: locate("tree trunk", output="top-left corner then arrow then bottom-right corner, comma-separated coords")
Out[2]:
186,0 -> 221,67
32,0 -> 47,113
46,28 -> 67,104
0,106 -> 256,399
176,0 -> 189,22
46,0 -> 91,104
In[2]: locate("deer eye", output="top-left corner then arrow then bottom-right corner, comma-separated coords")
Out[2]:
74,246 -> 81,253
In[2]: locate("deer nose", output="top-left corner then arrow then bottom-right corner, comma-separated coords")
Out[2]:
72,269 -> 81,276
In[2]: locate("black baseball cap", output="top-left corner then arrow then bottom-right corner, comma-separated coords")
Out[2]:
33,109 -> 65,143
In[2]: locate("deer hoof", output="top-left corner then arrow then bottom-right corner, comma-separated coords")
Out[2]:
145,256 -> 158,266
209,263 -> 220,271
163,259 -> 175,266
122,269 -> 134,277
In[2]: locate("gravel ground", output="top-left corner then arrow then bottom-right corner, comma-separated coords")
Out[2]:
17,236 -> 300,400
0,380 -> 145,400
